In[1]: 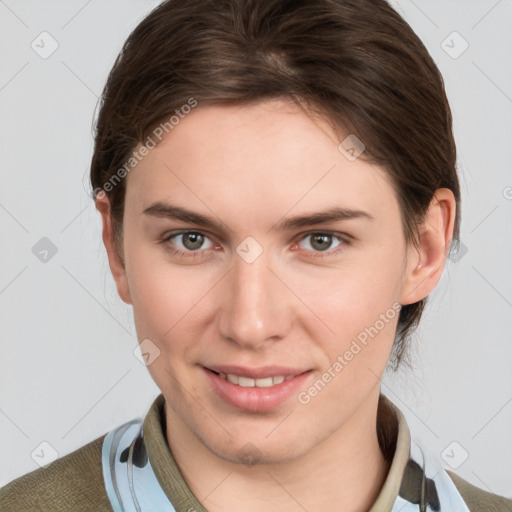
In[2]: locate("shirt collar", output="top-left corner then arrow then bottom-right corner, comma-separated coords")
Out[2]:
142,393 -> 411,512
370,394 -> 412,511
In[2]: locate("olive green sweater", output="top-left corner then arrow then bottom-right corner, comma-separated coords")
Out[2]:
1,394 -> 510,511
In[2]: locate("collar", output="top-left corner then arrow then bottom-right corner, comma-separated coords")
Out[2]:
142,393 -> 411,511
102,393 -> 470,512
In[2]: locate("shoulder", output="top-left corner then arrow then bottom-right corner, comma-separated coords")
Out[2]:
447,470 -> 512,512
0,433 -> 111,512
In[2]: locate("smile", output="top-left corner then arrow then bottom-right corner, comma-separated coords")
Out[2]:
215,372 -> 293,387
203,366 -> 313,412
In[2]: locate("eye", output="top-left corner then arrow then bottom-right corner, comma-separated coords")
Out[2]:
160,230 -> 215,258
294,232 -> 347,257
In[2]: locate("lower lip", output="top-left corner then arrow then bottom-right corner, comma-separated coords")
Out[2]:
203,367 -> 312,413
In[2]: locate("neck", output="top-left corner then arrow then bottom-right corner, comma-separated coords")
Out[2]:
165,390 -> 391,512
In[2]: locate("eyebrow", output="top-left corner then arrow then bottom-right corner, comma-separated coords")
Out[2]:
142,202 -> 374,233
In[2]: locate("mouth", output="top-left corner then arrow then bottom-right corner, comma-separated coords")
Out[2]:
202,365 -> 312,412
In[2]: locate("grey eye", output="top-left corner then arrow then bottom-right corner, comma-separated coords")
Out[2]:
299,233 -> 342,252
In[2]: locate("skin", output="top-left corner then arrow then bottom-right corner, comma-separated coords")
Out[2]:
96,97 -> 456,512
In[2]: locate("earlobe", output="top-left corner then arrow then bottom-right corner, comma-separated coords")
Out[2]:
95,194 -> 133,305
400,188 -> 456,306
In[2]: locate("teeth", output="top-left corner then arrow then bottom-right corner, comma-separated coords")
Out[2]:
239,376 -> 256,387
226,373 -> 238,384
255,377 -> 275,387
218,373 -> 290,387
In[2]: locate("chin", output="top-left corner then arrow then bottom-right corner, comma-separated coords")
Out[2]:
203,428 -> 312,467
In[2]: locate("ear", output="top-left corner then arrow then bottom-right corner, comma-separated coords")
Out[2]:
400,188 -> 456,306
95,192 -> 133,305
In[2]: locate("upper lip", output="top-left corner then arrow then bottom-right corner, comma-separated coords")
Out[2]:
204,365 -> 310,379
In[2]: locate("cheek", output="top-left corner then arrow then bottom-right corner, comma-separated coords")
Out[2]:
127,252 -> 219,369
125,235 -> 196,330
128,266 -> 205,394
130,269 -> 201,340
299,247 -> 404,358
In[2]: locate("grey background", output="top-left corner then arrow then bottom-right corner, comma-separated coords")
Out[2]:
1,0 -> 511,498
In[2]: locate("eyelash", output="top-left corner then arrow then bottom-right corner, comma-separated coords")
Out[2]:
159,230 -> 350,259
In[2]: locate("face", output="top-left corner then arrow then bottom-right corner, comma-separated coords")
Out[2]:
99,98 -> 439,465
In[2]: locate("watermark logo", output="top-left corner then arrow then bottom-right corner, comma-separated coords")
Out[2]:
441,441 -> 469,469
236,442 -> 263,466
447,240 -> 468,263
32,237 -> 58,263
236,236 -> 264,264
133,338 -> 161,366
441,31 -> 469,60
31,31 -> 59,59
338,134 -> 365,161
31,441 -> 59,468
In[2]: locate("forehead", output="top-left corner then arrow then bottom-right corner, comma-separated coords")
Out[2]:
125,98 -> 398,227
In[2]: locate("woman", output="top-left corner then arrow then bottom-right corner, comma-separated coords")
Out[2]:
1,0 -> 510,510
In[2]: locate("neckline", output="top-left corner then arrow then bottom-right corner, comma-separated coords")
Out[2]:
142,393 -> 411,512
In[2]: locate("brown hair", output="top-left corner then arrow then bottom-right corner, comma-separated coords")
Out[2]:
89,0 -> 461,371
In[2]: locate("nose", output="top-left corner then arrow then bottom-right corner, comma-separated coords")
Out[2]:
217,248 -> 292,350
